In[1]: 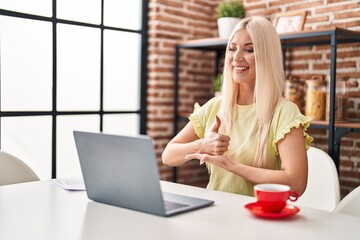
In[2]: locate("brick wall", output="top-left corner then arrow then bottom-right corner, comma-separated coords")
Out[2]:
147,0 -> 222,186
147,0 -> 360,197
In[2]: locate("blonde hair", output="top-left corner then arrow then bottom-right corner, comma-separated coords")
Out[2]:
218,16 -> 285,167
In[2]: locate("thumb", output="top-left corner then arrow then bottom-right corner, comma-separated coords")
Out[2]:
211,115 -> 221,133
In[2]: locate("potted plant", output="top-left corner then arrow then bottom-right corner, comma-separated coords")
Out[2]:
214,73 -> 222,96
216,0 -> 246,39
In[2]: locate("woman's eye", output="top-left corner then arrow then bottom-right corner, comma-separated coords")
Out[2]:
244,49 -> 254,53
228,47 -> 236,52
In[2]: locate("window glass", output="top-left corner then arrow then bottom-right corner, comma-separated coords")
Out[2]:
0,16 -> 52,111
57,23 -> 101,111
0,0 -> 52,17
104,0 -> 142,30
56,115 -> 100,178
103,114 -> 139,136
0,0 -> 145,179
57,0 -> 101,24
1,116 -> 52,179
103,30 -> 140,111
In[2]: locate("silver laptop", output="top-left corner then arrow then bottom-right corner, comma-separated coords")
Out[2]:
73,131 -> 214,217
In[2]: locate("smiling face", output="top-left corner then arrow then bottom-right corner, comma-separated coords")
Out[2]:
226,29 -> 256,86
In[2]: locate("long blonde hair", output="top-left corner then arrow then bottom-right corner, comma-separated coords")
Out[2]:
218,16 -> 285,167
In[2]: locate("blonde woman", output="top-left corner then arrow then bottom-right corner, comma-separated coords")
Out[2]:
162,16 -> 313,197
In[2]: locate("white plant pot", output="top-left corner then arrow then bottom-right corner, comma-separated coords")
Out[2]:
217,17 -> 240,39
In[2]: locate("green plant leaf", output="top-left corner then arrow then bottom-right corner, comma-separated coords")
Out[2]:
214,74 -> 222,92
216,1 -> 246,18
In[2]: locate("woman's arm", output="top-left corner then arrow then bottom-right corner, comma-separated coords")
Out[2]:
162,122 -> 202,166
185,126 -> 308,196
162,117 -> 230,167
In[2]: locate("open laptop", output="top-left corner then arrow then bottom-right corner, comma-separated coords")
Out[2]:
73,131 -> 214,217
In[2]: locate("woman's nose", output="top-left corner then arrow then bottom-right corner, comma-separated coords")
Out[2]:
233,51 -> 244,61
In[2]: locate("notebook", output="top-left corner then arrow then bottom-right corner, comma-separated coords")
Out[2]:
73,131 -> 214,217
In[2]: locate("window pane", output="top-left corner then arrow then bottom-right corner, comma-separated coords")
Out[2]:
103,114 -> 139,136
0,16 -> 52,111
103,30 -> 140,111
0,0 -> 52,17
57,24 -> 101,111
104,0 -> 142,30
57,0 -> 101,25
1,116 -> 52,179
56,115 -> 100,178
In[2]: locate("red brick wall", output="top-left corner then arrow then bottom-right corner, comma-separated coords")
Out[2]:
147,0 -> 360,197
147,0 -> 222,186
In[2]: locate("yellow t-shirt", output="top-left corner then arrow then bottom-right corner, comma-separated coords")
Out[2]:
189,97 -> 313,196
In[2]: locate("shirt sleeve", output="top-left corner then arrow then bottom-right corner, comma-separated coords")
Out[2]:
272,100 -> 314,154
188,97 -> 221,139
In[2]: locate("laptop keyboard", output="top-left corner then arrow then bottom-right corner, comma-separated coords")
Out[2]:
164,201 -> 189,211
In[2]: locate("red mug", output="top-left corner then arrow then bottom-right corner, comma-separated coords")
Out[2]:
254,184 -> 298,213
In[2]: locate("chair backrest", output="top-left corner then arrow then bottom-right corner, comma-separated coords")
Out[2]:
333,186 -> 360,217
295,146 -> 340,211
0,150 -> 39,186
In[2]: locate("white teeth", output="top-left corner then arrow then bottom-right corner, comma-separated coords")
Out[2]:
235,67 -> 249,70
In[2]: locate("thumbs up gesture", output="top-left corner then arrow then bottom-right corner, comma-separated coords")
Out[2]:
212,115 -> 221,133
199,115 -> 230,156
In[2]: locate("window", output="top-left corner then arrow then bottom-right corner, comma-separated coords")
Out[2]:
0,0 -> 148,179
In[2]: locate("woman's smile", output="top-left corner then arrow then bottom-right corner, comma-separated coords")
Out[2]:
233,65 -> 250,73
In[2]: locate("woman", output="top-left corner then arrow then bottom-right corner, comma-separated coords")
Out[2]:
162,16 -> 313,197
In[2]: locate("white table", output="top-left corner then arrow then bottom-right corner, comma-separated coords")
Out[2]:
0,180 -> 359,240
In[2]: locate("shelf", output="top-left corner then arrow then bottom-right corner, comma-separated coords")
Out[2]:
311,120 -> 360,129
174,27 -> 360,174
177,38 -> 227,50
310,121 -> 360,140
177,28 -> 360,50
279,27 -> 360,47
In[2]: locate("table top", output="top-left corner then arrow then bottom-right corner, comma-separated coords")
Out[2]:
1,180 -> 359,240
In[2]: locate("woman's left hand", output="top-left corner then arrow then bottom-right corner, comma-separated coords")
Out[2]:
185,153 -> 233,169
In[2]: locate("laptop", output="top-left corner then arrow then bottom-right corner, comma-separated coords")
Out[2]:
73,131 -> 214,217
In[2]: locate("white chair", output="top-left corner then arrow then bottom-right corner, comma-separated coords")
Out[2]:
0,150 -> 39,186
296,146 -> 340,211
333,186 -> 360,217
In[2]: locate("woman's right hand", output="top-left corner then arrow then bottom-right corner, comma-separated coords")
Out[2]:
199,116 -> 230,156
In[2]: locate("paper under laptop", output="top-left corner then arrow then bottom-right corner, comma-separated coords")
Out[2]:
73,131 -> 214,217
